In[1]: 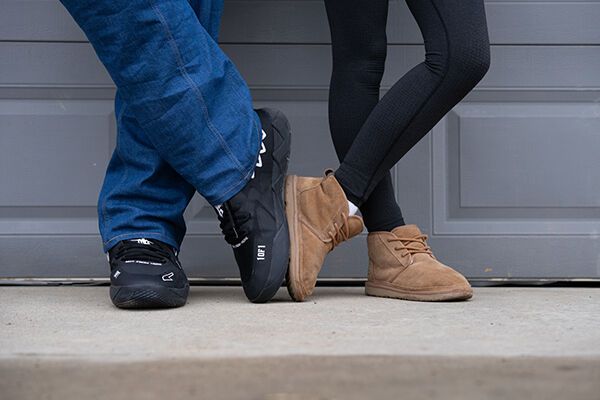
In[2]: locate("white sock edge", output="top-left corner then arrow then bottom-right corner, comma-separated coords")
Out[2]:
348,201 -> 359,216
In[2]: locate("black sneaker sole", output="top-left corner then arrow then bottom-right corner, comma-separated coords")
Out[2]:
246,108 -> 291,303
246,221 -> 289,303
110,284 -> 189,309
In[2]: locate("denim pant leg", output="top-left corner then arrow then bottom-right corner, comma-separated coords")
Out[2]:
190,0 -> 224,37
99,94 -> 197,251
60,0 -> 261,206
97,0 -> 230,252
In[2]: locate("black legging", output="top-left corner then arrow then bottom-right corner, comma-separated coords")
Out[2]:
326,0 -> 490,231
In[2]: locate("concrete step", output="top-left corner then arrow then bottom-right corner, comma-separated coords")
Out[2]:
1,287 -> 599,399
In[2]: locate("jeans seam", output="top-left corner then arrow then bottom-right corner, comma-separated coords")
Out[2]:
212,162 -> 255,204
148,0 -> 247,174
209,115 -> 261,204
225,67 -> 248,105
100,101 -> 130,240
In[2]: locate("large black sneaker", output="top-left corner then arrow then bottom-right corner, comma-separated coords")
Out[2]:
216,108 -> 291,303
108,238 -> 189,309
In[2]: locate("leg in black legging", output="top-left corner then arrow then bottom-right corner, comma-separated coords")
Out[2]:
325,0 -> 405,232
331,0 -> 490,206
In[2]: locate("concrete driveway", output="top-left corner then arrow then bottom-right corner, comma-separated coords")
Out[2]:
1,286 -> 599,399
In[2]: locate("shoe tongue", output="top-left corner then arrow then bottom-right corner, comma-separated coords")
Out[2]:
391,224 -> 422,238
129,238 -> 154,246
116,239 -> 170,263
347,216 -> 364,238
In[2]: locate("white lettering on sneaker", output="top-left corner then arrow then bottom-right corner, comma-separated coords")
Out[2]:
215,204 -> 224,218
131,238 -> 153,245
124,260 -> 162,266
231,236 -> 248,249
113,270 -> 121,279
257,245 -> 266,261
162,272 -> 174,282
251,130 -> 267,179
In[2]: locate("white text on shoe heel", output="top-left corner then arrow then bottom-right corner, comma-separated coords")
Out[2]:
257,245 -> 266,261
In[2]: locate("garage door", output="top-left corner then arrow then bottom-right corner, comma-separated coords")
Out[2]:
1,0 -> 599,280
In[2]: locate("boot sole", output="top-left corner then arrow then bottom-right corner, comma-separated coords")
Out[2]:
284,175 -> 305,302
365,282 -> 472,302
110,284 -> 189,309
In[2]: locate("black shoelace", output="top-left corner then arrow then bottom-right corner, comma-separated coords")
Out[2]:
218,202 -> 251,247
113,241 -> 174,264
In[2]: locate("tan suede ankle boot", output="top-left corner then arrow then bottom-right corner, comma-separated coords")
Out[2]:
285,171 -> 364,301
366,224 -> 472,301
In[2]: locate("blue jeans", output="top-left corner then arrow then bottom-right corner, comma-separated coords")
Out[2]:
59,0 -> 261,252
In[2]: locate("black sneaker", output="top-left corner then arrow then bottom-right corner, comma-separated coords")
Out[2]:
216,108 -> 291,303
108,238 -> 189,309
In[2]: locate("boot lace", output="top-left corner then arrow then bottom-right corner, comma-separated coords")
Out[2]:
387,234 -> 433,260
327,213 -> 351,247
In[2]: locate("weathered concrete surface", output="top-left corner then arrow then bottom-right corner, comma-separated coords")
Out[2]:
1,287 -> 599,399
2,356 -> 599,400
